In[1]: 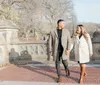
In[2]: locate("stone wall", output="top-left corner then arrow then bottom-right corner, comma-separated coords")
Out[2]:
9,41 -> 48,62
0,40 -> 100,65
90,42 -> 100,63
0,41 -> 49,64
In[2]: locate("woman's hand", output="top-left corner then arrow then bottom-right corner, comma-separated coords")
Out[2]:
65,50 -> 70,55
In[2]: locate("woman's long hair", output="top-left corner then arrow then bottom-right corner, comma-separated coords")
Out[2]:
73,24 -> 88,40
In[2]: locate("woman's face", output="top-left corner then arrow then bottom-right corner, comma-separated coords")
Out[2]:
76,27 -> 82,34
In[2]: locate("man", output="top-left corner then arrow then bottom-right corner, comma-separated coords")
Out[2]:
49,19 -> 71,83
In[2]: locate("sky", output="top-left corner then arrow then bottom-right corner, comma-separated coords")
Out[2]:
73,0 -> 100,23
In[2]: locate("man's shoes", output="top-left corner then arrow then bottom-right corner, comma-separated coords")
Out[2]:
57,76 -> 62,83
66,69 -> 70,77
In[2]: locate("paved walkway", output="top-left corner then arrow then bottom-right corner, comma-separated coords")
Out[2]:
0,64 -> 100,84
0,81 -> 99,85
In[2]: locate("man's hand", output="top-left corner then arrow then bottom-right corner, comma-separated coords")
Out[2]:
50,51 -> 53,56
65,50 -> 70,55
90,54 -> 93,57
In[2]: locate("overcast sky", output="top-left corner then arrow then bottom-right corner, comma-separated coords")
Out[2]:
74,0 -> 100,23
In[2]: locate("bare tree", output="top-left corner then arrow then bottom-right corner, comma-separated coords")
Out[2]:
0,0 -> 76,39
81,22 -> 100,37
43,0 -> 75,29
0,0 -> 21,22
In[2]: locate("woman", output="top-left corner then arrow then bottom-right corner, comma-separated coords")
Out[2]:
71,25 -> 93,84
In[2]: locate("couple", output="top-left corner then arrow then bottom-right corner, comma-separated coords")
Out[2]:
49,19 -> 93,84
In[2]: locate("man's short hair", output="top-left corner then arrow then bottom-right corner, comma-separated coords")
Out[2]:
77,24 -> 84,27
57,19 -> 64,24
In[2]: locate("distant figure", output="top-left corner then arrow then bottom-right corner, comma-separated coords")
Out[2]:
43,36 -> 46,40
20,50 -> 32,60
46,33 -> 50,60
49,19 -> 71,83
9,48 -> 19,62
71,25 -> 93,84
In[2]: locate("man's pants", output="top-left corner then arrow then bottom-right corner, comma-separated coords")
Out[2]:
55,50 -> 68,77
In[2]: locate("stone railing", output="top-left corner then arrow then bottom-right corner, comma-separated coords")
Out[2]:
0,38 -> 100,65
0,40 -> 50,65
9,40 -> 49,62
90,42 -> 100,63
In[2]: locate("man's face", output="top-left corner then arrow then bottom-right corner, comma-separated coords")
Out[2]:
58,21 -> 65,29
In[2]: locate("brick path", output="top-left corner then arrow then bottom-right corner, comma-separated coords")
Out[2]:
0,65 -> 100,84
